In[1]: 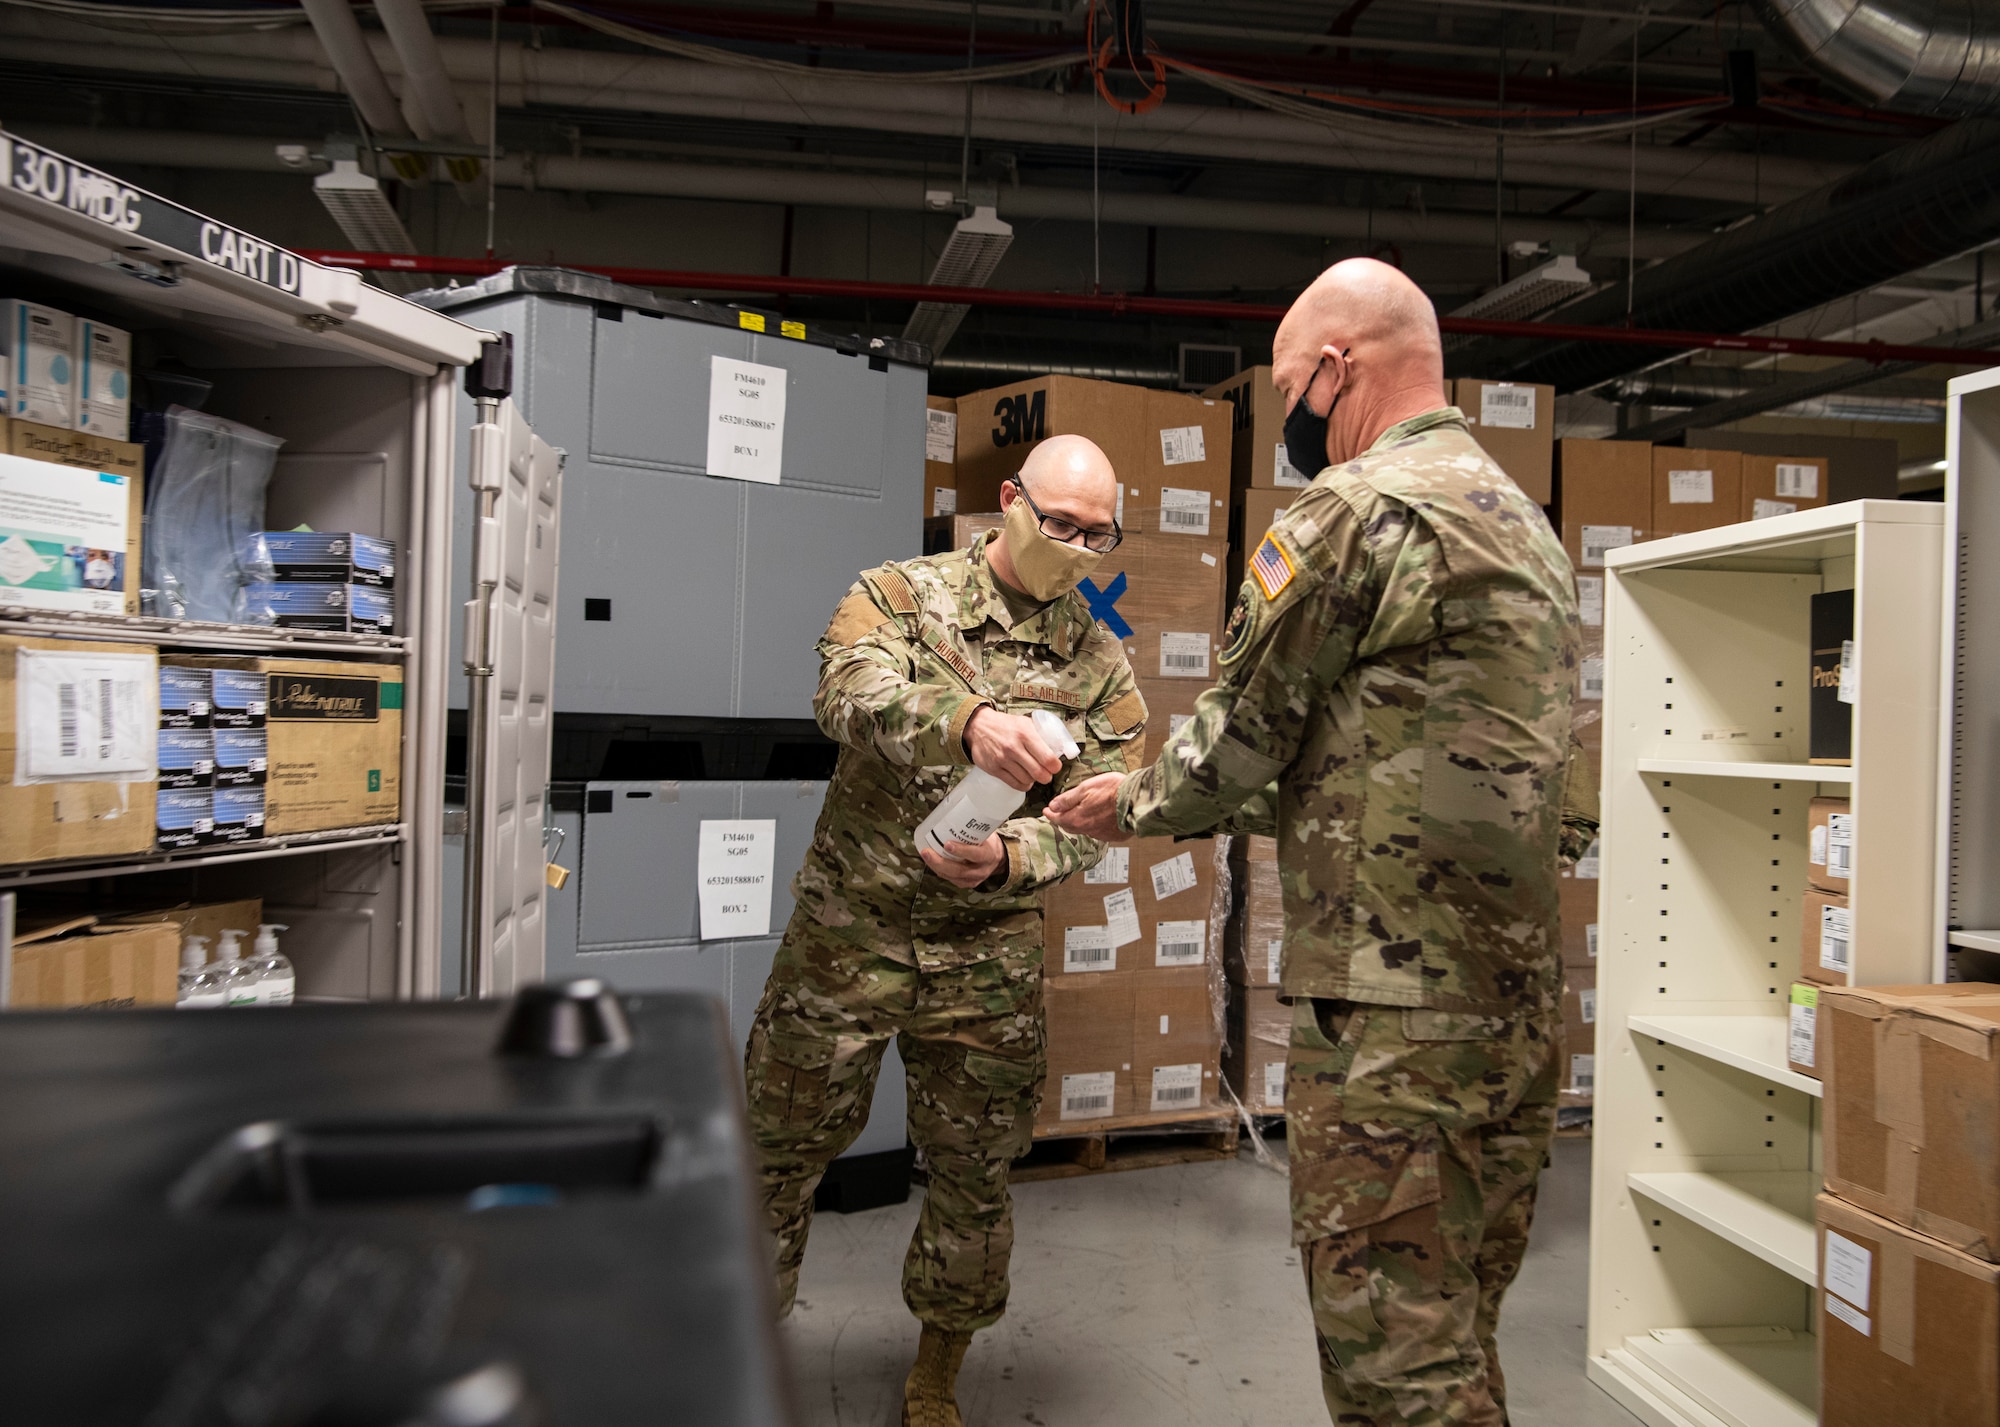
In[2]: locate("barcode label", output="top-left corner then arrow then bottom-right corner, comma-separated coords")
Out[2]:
1839,639 -> 1858,704
1159,425 -> 1206,466
1579,987 -> 1597,1024
1150,851 -> 1199,901
1580,525 -> 1633,567
58,681 -> 77,758
1168,712 -> 1192,737
1580,657 -> 1604,701
1084,845 -> 1130,885
1063,925 -> 1115,973
1262,1059 -> 1285,1107
925,406 -> 957,463
1267,938 -> 1282,981
1776,462 -> 1819,499
17,649 -> 156,784
1826,813 -> 1854,879
1151,1062 -> 1203,1110
1578,575 -> 1604,628
1061,1071 -> 1116,1120
1479,384 -> 1537,430
1752,498 -> 1796,521
1789,986 -> 1818,1069
1104,888 -> 1142,948
1820,904 -> 1852,973
1155,919 -> 1206,967
1273,442 -> 1310,487
1668,469 -> 1714,504
1570,1053 -> 1595,1091
1585,923 -> 1599,958
931,486 -> 957,517
1158,486 -> 1211,535
1160,632 -> 1210,679
1810,824 -> 1828,867
1576,839 -> 1601,880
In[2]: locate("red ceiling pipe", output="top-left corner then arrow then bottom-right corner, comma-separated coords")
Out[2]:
307,249 -> 2000,366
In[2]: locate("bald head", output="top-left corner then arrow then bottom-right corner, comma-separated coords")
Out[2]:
1010,433 -> 1118,532
1272,258 -> 1449,471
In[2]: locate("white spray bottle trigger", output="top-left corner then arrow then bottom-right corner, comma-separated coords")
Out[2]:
1030,708 -> 1081,761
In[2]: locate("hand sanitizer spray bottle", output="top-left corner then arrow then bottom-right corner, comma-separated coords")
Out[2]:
247,923 -> 294,1006
176,935 -> 224,1009
916,709 -> 1079,862
213,928 -> 262,1007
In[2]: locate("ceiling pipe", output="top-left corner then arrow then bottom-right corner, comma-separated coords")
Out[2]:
1751,0 -> 2000,115
1613,365 -> 1947,405
1447,114 -> 2000,391
371,0 -> 475,146
20,125 -> 1705,259
297,0 -> 409,139
0,11 -> 1852,205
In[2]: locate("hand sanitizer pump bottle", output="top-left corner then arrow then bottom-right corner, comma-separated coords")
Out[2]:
176,935 -> 224,1009
247,923 -> 294,1006
213,928 -> 262,1007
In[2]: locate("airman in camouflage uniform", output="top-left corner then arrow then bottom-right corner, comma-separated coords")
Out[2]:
745,435 -> 1142,1426
1049,259 -> 1592,1426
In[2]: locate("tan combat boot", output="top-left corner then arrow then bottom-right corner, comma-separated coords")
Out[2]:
901,1324 -> 973,1427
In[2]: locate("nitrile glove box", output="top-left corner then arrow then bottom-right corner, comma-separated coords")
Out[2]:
155,786 -> 213,851
260,531 -> 394,588
246,582 -> 395,634
156,727 -> 214,791
211,784 -> 265,842
212,726 -> 266,788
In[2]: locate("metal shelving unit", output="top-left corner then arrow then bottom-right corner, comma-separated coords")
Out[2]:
1941,367 -> 2000,975
1588,500 -> 1945,1427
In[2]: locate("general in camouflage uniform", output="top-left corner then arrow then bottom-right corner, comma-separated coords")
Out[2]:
744,468 -> 1143,1419
1049,273 -> 1590,1423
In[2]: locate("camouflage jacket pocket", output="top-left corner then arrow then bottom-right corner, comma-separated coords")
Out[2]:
1402,1008 -> 1510,1041
962,1049 -> 1043,1092
750,1029 -> 840,1129
1290,1122 -> 1441,1242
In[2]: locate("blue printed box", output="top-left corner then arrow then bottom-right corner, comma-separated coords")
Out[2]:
246,582 -> 395,635
157,727 -> 214,791
159,665 -> 211,730
212,785 -> 265,843
213,726 -> 267,788
261,532 -> 394,588
209,667 -> 267,728
156,787 -> 212,851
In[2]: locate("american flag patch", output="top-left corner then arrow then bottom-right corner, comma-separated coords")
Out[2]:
1250,534 -> 1296,601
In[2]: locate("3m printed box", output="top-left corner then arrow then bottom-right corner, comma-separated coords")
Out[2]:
0,447 -> 141,615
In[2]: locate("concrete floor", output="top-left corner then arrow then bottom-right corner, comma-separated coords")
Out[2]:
780,1134 -> 1641,1427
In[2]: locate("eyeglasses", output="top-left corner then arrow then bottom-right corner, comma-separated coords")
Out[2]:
1012,478 -> 1123,553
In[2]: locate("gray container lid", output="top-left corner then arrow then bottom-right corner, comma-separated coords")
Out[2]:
410,265 -> 930,368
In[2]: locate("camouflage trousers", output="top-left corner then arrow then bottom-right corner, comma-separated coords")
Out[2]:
1286,998 -> 1562,1427
744,908 -> 1045,1333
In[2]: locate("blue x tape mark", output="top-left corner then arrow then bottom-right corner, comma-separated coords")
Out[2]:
1078,572 -> 1132,638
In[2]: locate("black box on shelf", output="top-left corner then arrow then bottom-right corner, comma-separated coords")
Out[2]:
211,785 -> 265,843
156,727 -> 214,791
212,727 -> 267,788
260,531 -> 395,589
158,666 -> 211,730
1810,589 -> 1854,765
207,667 -> 267,728
155,787 -> 212,851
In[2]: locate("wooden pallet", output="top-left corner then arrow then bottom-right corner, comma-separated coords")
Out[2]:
1012,1108 -> 1239,1182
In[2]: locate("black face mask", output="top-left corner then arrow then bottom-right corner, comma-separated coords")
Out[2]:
1282,354 -> 1345,479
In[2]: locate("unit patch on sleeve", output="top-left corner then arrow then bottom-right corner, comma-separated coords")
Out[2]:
1249,533 -> 1297,602
825,592 -> 889,647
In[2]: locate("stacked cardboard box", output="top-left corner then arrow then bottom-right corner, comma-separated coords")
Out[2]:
1203,366 -> 1305,594
1455,378 -> 1556,505
924,395 -> 958,518
1224,834 -> 1287,1114
1,420 -> 145,618
1559,832 -> 1601,1113
1814,984 -> 2000,1425
6,895 -> 262,1008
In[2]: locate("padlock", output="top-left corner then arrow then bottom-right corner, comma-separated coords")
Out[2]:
546,862 -> 572,890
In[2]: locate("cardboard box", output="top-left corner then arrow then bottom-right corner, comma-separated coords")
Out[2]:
1802,887 -> 1852,985
1560,864 -> 1599,971
7,915 -> 179,1008
1229,487 -> 1297,593
1564,966 -> 1598,1084
1651,447 -> 1744,536
76,319 -> 130,442
1203,364 -> 1311,492
924,395 -> 958,518
0,431 -> 144,616
1822,982 -> 2000,1260
103,897 -> 263,953
1040,973 -> 1135,1127
1226,856 -> 1284,987
1131,676 -> 1200,764
1811,589 -> 1854,765
1789,982 -> 1822,1080
1045,835 -> 1218,977
1741,453 -> 1829,522
1810,796 -> 1854,894
1225,982 -> 1289,1113
1556,439 -> 1651,571
952,376 -> 1231,537
0,634 -> 156,864
2,300 -> 76,429
1456,379 -> 1555,505
1817,1192 -> 2000,1427
1133,966 -> 1221,1114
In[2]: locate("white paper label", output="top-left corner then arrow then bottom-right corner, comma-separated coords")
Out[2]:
1150,851 -> 1200,901
1155,919 -> 1206,967
1838,639 -> 1859,704
1789,1000 -> 1817,1068
1084,845 -> 1130,885
925,406 -> 957,464
1578,575 -> 1604,628
1273,442 -> 1310,487
705,355 -> 787,484
1580,525 -> 1634,567
0,454 -> 135,616
1580,657 -> 1604,701
1810,825 -> 1828,867
1752,498 -> 1797,521
1151,1061 -> 1203,1110
697,818 -> 776,939
1158,486 -> 1211,535
1063,925 -> 1115,973
1267,938 -> 1283,982
1479,384 -> 1537,430
1160,632 -> 1210,679
931,486 -> 957,517
1826,813 -> 1854,879
1824,1232 -> 1872,1312
1061,1070 -> 1116,1119
1580,987 -> 1597,1024
1103,888 -> 1141,948
1570,1053 -> 1595,1090
1776,462 -> 1819,499
1263,1059 -> 1285,1107
1168,712 -> 1193,737
14,648 -> 155,784
1159,425 -> 1206,466
1826,1292 -> 1870,1337
1585,923 -> 1599,959
1667,469 -> 1714,504
1575,839 -> 1601,880
1820,904 -> 1852,972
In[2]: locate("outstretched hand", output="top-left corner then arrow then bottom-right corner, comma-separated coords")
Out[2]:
1044,772 -> 1128,842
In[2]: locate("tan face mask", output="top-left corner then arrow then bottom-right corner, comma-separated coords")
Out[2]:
1002,493 -> 1107,602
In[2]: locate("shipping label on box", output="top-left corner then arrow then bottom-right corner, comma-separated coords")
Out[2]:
0,450 -> 140,615
1456,379 -> 1553,504
1809,795 -> 1853,892
1154,918 -> 1206,968
1788,982 -> 1820,1078
1063,924 -> 1115,974
1084,845 -> 1129,885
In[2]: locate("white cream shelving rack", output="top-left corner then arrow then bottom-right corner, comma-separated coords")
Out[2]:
1587,500 -> 1944,1427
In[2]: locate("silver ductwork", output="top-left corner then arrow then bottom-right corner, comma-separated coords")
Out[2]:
1752,0 -> 2000,115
